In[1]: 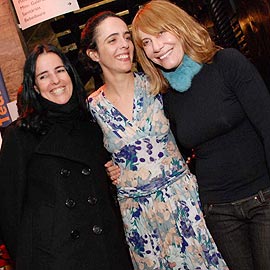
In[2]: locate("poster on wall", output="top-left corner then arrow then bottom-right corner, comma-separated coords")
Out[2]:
7,101 -> 19,122
12,0 -> 80,30
0,69 -> 12,128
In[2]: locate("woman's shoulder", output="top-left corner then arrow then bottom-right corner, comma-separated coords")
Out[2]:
134,72 -> 151,93
1,121 -> 37,153
6,121 -> 41,140
214,48 -> 248,65
2,121 -> 22,138
134,71 -> 149,82
87,87 -> 104,104
213,48 -> 251,76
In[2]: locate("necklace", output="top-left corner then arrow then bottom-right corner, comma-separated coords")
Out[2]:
161,54 -> 203,92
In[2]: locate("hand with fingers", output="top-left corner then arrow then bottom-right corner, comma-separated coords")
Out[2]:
104,160 -> 121,185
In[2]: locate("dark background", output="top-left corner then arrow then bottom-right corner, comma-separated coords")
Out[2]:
16,0 -> 270,92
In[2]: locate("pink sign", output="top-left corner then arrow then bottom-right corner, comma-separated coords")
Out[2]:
12,0 -> 80,30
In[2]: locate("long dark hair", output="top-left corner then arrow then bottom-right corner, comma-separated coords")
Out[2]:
19,43 -> 90,133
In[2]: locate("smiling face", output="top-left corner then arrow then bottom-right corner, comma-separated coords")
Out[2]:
87,16 -> 134,76
139,30 -> 184,70
34,52 -> 73,104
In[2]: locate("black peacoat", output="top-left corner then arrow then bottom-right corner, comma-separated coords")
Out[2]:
0,120 -> 133,270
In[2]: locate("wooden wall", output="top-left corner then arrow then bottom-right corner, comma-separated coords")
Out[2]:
0,0 -> 26,101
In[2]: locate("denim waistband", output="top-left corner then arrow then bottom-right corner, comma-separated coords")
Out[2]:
210,186 -> 270,206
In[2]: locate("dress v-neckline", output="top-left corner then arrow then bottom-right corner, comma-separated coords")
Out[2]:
101,87 -> 136,123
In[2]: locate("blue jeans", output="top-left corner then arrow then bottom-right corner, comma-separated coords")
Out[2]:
203,187 -> 270,270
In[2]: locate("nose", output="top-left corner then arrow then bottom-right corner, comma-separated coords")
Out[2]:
50,73 -> 60,84
152,37 -> 163,53
120,37 -> 129,48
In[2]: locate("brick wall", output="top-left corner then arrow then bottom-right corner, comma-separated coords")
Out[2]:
0,0 -> 26,101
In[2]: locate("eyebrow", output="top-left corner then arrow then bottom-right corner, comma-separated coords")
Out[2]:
104,30 -> 131,42
35,70 -> 48,78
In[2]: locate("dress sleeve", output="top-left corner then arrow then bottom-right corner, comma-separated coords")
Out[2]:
0,125 -> 29,259
219,48 -> 270,171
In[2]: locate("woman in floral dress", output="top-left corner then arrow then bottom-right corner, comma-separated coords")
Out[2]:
80,11 -> 229,270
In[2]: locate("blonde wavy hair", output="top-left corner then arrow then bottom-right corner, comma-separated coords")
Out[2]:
132,0 -> 221,94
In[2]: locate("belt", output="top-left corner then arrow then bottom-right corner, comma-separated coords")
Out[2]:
254,188 -> 270,203
209,187 -> 270,206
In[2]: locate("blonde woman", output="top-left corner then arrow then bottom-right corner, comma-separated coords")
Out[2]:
132,1 -> 270,270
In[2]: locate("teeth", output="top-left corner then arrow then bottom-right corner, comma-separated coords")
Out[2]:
160,50 -> 171,60
117,54 -> 129,59
51,87 -> 65,95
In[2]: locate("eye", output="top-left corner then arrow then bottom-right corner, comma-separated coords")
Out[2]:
108,38 -> 116,44
37,73 -> 48,80
125,33 -> 132,41
158,31 -> 165,37
56,67 -> 66,73
142,39 -> 151,47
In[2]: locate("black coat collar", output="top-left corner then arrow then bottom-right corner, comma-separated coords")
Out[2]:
35,121 -> 108,166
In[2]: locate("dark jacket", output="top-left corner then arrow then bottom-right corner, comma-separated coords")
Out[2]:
0,120 -> 132,270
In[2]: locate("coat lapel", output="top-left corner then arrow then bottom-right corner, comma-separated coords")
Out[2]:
35,122 -> 106,166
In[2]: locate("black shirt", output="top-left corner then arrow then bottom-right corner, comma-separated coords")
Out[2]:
163,48 -> 270,204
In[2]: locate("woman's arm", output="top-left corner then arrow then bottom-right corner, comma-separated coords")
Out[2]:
221,48 -> 270,169
0,125 -> 29,259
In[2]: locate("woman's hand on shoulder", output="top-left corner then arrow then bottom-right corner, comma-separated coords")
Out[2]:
104,160 -> 120,185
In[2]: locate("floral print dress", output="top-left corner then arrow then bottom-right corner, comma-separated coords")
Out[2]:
89,73 -> 229,270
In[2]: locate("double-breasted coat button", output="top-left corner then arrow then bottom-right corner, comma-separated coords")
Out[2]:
70,229 -> 80,239
92,225 -> 103,235
60,168 -> 71,177
87,196 -> 98,206
65,198 -> 76,208
81,168 -> 91,176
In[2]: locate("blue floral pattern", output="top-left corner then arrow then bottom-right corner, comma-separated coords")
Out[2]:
89,73 -> 228,270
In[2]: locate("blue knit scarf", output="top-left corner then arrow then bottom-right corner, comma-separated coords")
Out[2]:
161,54 -> 203,92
